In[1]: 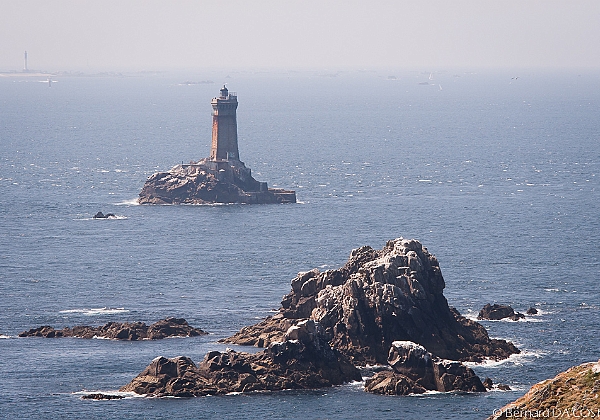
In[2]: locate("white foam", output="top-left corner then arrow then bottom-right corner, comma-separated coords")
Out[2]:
526,307 -> 551,316
0,334 -> 13,339
76,215 -> 128,221
483,316 -> 543,323
344,380 -> 366,391
422,390 -> 443,395
463,311 -> 544,323
74,390 -> 143,399
464,349 -> 547,368
115,198 -> 140,206
59,307 -> 129,316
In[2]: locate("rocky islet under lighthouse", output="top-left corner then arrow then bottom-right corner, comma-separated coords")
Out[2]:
138,86 -> 296,204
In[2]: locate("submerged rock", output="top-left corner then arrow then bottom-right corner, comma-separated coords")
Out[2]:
138,159 -> 296,205
224,238 -> 519,364
18,317 -> 207,340
364,341 -> 486,395
478,304 -> 525,321
120,320 -> 361,397
81,393 -> 125,400
488,359 -> 600,419
93,212 -> 116,219
526,307 -> 538,315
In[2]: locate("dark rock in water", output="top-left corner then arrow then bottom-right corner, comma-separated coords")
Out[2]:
497,383 -> 511,391
483,377 -> 494,389
93,212 -> 116,219
18,317 -> 207,340
120,320 -> 361,397
364,370 -> 428,395
365,341 -> 486,395
138,159 -> 296,205
224,238 -> 520,364
145,317 -> 206,339
81,393 -> 125,400
18,325 -> 65,338
526,307 -> 538,315
478,304 -> 525,321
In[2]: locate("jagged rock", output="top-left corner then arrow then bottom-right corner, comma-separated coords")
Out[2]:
18,317 -> 207,340
365,341 -> 486,395
120,320 -> 361,397
18,326 -> 65,338
488,359 -> 600,419
364,370 -> 427,395
224,238 -> 520,364
526,307 -> 538,315
138,159 -> 295,205
483,377 -> 494,389
478,304 -> 525,321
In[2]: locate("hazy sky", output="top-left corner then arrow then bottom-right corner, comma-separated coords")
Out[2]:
1,0 -> 599,71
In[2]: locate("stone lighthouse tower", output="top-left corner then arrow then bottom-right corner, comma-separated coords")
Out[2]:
210,86 -> 239,161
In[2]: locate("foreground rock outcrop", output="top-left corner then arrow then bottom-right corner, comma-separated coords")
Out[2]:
19,317 -> 207,340
120,320 -> 361,397
488,359 -> 600,420
224,238 -> 519,364
138,159 -> 296,205
365,341 -> 486,395
478,304 -> 525,321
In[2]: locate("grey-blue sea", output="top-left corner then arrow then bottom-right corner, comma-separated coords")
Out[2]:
0,69 -> 598,419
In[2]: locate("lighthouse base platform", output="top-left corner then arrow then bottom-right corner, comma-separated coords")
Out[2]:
138,158 -> 296,205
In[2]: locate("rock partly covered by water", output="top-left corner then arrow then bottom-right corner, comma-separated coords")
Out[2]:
120,320 -> 361,397
224,238 -> 519,364
364,341 -> 486,395
138,158 -> 296,205
80,393 -> 125,400
93,212 -> 116,219
478,304 -> 525,321
488,359 -> 600,419
18,317 -> 207,340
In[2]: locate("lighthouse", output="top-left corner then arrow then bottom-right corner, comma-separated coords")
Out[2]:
210,86 -> 239,161
138,86 -> 296,204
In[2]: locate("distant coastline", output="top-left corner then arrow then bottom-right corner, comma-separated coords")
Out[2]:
0,71 -> 55,78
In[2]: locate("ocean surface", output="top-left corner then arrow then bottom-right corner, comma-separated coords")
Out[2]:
0,69 -> 598,419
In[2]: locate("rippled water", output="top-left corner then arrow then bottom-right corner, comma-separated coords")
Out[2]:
1,69 -> 598,419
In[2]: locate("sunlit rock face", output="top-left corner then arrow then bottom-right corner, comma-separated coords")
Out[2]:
224,238 -> 520,364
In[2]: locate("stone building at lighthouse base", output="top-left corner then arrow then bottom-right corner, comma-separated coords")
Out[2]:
138,158 -> 296,205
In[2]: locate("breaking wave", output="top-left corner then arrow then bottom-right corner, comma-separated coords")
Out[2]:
59,307 -> 129,316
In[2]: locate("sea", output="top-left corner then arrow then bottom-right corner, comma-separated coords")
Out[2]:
0,68 -> 598,419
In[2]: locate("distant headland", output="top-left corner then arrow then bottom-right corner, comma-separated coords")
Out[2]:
138,86 -> 296,204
